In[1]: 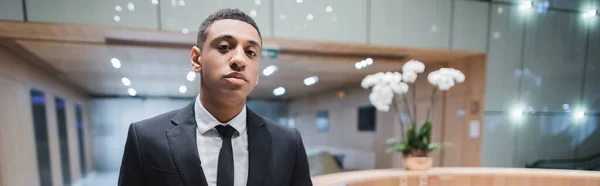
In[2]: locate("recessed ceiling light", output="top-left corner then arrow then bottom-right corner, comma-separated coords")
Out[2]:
178,0 -> 185,6
273,87 -> 285,96
355,62 -> 362,69
255,0 -> 261,5
179,85 -> 187,93
304,76 -> 319,86
279,14 -> 287,20
187,71 -> 196,81
113,15 -> 121,22
121,77 -> 131,86
511,107 -> 524,119
296,0 -> 303,3
365,58 -> 373,65
360,60 -> 368,68
127,2 -> 135,11
127,88 -> 137,96
325,6 -> 333,12
181,28 -> 189,34
583,9 -> 597,18
115,5 -> 122,12
262,65 -> 278,76
306,14 -> 314,20
519,1 -> 532,10
574,109 -> 586,120
151,0 -> 159,5
250,9 -> 257,18
111,58 -> 121,68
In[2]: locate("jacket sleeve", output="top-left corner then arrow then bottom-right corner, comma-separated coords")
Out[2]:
291,129 -> 313,186
118,123 -> 145,186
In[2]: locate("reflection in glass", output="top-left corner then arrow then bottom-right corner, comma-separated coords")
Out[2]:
76,104 -> 86,176
316,110 -> 329,132
358,105 -> 376,132
30,89 -> 53,186
55,98 -> 71,185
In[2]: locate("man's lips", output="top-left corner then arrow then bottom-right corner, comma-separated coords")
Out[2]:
224,72 -> 248,82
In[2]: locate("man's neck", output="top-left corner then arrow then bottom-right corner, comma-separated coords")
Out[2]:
199,93 -> 245,124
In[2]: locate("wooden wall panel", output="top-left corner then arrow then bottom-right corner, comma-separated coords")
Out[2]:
0,42 -> 90,185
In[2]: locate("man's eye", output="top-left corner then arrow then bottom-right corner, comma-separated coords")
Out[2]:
246,50 -> 257,57
218,45 -> 231,51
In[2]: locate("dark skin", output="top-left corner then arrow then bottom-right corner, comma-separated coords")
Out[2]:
190,19 -> 262,123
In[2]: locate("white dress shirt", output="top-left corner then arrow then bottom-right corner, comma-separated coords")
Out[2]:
194,95 -> 248,186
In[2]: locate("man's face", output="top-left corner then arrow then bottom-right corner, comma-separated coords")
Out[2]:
191,19 -> 261,101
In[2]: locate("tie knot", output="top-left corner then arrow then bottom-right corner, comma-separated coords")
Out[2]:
215,125 -> 236,139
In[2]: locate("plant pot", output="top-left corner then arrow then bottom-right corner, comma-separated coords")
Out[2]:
403,156 -> 432,171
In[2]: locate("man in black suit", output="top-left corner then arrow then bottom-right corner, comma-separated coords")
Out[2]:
118,8 -> 313,186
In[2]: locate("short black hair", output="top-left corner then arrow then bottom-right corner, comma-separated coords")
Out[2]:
197,8 -> 262,48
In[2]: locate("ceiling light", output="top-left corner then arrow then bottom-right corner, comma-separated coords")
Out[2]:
179,85 -> 187,93
279,14 -> 287,20
127,88 -> 137,96
360,60 -> 368,68
255,0 -> 261,5
519,1 -> 532,10
178,0 -> 185,6
127,2 -> 135,11
187,71 -> 196,81
574,109 -> 586,120
355,62 -> 362,69
337,91 -> 345,98
113,15 -> 121,22
273,87 -> 285,96
121,77 -> 131,86
365,58 -> 373,65
511,107 -> 524,119
181,28 -> 189,34
306,14 -> 314,20
151,0 -> 159,5
326,6 -> 333,12
262,65 -> 278,76
583,9 -> 597,18
296,0 -> 303,3
250,9 -> 257,18
115,5 -> 122,12
304,76 -> 319,86
111,58 -> 121,68
562,104 -> 570,111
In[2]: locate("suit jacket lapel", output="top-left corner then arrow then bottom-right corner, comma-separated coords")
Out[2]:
246,109 -> 271,186
167,101 -> 208,186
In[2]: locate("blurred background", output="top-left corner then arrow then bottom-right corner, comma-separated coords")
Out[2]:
0,0 -> 599,185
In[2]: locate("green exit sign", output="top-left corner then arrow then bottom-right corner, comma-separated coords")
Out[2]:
261,48 -> 279,60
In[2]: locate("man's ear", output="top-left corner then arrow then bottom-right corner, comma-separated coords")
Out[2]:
191,46 -> 202,73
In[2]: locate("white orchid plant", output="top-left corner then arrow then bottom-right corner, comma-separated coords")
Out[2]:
361,60 -> 465,157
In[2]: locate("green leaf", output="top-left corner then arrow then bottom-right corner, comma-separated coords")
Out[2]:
419,121 -> 432,145
385,141 -> 409,153
428,142 -> 455,151
386,138 -> 402,144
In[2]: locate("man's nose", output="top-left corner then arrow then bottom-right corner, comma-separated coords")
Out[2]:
230,47 -> 247,71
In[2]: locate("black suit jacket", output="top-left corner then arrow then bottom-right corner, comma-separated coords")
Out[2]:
118,101 -> 313,186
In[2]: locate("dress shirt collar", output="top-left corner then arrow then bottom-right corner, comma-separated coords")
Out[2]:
194,95 -> 247,135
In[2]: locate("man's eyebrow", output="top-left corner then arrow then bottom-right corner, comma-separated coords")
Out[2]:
210,34 -> 235,43
209,34 -> 261,49
247,40 -> 261,50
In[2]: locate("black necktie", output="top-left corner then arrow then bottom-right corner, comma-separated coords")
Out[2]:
215,125 -> 236,186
